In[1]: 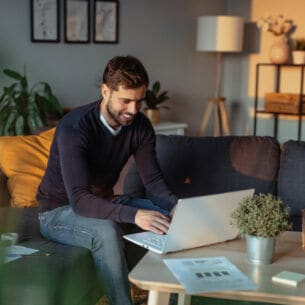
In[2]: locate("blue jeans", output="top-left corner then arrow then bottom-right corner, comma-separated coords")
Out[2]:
39,196 -> 170,305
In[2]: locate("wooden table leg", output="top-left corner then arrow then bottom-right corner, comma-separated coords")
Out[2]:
177,293 -> 191,305
147,290 -> 170,305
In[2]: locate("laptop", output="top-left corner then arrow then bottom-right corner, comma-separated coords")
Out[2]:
123,189 -> 254,254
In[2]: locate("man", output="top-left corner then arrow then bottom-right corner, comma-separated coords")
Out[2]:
37,56 -> 178,305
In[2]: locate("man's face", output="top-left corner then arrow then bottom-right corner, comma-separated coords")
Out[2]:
101,84 -> 146,129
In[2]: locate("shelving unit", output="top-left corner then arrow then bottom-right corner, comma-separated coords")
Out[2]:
253,63 -> 305,141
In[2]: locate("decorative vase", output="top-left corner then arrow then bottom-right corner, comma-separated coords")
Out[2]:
292,51 -> 305,65
246,235 -> 276,265
269,35 -> 290,64
143,108 -> 160,125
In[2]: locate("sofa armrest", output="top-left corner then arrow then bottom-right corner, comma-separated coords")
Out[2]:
0,169 -> 10,207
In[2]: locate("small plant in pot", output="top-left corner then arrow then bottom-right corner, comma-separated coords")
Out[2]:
292,38 -> 305,64
231,193 -> 292,265
144,81 -> 170,125
0,66 -> 63,136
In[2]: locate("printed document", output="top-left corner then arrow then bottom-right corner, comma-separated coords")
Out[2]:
163,256 -> 257,294
2,245 -> 38,263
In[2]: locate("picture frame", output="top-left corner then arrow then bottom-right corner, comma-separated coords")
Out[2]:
64,0 -> 90,43
93,0 -> 119,43
31,0 -> 60,42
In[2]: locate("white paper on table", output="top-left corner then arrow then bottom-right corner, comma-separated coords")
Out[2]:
4,255 -> 22,264
163,256 -> 257,294
3,245 -> 39,264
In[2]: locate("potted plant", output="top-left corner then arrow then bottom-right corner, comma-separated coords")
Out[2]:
0,66 -> 63,136
231,193 -> 292,265
144,81 -> 170,125
292,38 -> 305,64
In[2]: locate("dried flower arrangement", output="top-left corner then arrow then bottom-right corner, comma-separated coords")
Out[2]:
257,14 -> 296,36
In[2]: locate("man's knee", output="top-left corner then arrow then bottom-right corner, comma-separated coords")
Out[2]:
91,219 -> 123,248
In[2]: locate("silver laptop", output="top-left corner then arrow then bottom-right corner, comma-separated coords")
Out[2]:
123,189 -> 254,254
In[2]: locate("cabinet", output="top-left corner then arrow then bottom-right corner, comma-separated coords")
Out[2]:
153,121 -> 188,135
253,63 -> 305,141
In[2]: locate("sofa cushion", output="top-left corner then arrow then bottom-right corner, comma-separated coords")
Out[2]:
123,135 -> 280,198
0,128 -> 55,208
278,140 -> 305,231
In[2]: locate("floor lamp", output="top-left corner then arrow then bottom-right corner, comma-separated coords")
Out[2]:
197,16 -> 244,136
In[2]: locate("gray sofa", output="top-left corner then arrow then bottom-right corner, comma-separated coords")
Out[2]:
123,135 -> 304,231
0,135 -> 304,305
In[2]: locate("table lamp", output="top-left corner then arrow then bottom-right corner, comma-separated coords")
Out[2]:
197,15 -> 244,136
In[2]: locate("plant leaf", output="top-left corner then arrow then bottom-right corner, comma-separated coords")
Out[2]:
3,111 -> 17,135
21,76 -> 28,92
145,91 -> 157,109
0,124 -> 4,136
15,115 -> 25,135
0,99 -> 11,112
1,67 -> 62,135
27,114 -> 37,134
3,69 -> 23,80
34,115 -> 44,127
43,82 -> 52,95
48,94 -> 63,115
152,81 -> 160,94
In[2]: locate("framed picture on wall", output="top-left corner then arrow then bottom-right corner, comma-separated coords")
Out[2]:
64,0 -> 90,43
31,0 -> 60,42
93,0 -> 119,43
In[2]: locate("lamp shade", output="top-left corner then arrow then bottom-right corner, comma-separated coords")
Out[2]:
196,16 -> 244,52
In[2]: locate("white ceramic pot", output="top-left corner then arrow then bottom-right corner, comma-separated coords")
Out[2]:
269,35 -> 290,64
292,51 -> 305,65
246,235 -> 276,265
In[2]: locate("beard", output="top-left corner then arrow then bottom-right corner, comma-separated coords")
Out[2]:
105,96 -> 136,127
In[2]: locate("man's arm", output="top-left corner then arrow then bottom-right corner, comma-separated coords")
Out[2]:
56,126 -> 138,223
133,121 -> 178,211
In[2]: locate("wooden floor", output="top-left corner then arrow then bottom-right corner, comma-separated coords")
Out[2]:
95,292 -> 277,305
95,284 -> 149,305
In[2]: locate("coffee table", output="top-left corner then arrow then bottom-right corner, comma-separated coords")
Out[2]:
129,231 -> 305,305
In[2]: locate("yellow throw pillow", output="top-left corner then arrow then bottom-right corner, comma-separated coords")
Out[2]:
0,128 -> 55,207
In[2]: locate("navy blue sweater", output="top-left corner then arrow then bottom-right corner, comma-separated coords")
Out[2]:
37,101 -> 177,223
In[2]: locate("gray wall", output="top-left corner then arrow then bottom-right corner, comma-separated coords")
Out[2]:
0,0 -> 233,135
224,0 -> 252,135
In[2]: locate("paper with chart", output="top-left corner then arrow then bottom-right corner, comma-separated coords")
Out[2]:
163,256 -> 257,294
3,245 -> 38,263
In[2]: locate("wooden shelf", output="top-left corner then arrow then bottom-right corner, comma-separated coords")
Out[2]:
253,63 -> 305,141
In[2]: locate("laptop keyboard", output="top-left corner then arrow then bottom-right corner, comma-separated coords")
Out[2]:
142,234 -> 166,250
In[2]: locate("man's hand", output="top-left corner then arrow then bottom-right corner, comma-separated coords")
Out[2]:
169,205 -> 176,218
135,209 -> 171,234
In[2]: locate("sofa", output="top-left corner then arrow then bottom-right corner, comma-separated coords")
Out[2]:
123,135 -> 304,232
0,133 -> 304,305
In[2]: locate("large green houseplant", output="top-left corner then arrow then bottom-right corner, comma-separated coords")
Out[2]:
231,193 -> 292,265
0,67 -> 63,136
144,81 -> 170,125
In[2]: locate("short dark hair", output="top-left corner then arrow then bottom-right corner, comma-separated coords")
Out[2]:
102,56 -> 149,90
